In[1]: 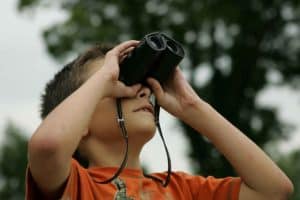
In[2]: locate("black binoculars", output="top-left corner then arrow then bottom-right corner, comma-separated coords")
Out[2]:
119,32 -> 185,86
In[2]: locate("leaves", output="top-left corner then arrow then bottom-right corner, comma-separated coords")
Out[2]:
0,122 -> 28,200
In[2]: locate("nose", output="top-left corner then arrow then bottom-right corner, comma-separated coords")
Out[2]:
137,86 -> 151,99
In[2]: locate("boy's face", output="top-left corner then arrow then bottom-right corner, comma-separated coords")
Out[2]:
86,58 -> 156,144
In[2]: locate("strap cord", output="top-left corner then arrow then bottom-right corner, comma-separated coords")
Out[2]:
143,100 -> 172,187
94,98 -> 128,184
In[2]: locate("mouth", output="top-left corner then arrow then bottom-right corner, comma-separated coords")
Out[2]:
133,104 -> 154,115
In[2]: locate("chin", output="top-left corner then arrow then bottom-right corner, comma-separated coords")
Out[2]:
126,116 -> 156,140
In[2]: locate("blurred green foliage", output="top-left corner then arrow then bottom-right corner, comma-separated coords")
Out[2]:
0,122 -> 28,199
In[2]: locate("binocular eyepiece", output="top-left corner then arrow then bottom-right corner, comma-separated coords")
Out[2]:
119,32 -> 185,86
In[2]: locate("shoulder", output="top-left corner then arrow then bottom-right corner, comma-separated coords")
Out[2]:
171,171 -> 241,186
153,171 -> 242,200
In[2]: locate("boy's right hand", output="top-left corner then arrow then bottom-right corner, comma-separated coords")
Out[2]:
99,40 -> 142,98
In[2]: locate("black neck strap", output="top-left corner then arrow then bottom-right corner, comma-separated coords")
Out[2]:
94,98 -> 172,187
143,101 -> 172,186
94,98 -> 128,184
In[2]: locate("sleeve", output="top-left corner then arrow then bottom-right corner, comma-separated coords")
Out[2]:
25,159 -> 82,200
179,172 -> 242,200
61,159 -> 82,199
25,166 -> 44,200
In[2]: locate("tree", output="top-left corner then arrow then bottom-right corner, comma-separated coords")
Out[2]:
0,122 -> 28,199
17,0 -> 300,177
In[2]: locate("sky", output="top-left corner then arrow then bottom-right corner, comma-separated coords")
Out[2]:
1,0 -> 300,174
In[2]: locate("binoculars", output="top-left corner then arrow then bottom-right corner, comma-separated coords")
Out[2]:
119,32 -> 185,86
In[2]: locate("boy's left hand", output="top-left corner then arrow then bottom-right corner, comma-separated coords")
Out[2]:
147,67 -> 202,120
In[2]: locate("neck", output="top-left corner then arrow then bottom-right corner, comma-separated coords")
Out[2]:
86,138 -> 144,169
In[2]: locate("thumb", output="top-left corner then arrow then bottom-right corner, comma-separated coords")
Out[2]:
147,78 -> 164,100
115,82 -> 142,98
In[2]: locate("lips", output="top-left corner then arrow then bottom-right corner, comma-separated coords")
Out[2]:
133,104 -> 154,114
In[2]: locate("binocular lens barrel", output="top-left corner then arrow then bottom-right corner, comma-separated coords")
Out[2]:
149,36 -> 164,49
119,32 -> 184,86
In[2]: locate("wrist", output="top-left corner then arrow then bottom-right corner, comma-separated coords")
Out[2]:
91,69 -> 113,99
180,98 -> 209,123
180,99 -> 227,139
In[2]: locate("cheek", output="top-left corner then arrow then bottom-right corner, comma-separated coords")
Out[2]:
89,102 -> 121,140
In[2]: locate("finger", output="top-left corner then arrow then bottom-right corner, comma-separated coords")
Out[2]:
147,78 -> 164,99
175,66 -> 184,78
165,66 -> 183,88
112,40 -> 139,56
130,83 -> 143,94
173,66 -> 187,86
120,54 -> 127,63
116,82 -> 142,98
123,84 -> 142,97
119,46 -> 135,61
121,46 -> 135,56
105,41 -> 139,66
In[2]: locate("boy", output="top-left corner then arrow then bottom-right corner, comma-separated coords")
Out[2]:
26,40 -> 293,199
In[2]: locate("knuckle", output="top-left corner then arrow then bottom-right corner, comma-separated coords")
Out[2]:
107,48 -> 118,55
105,51 -> 113,57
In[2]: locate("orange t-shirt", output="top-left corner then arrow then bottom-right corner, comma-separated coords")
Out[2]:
26,159 -> 241,200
